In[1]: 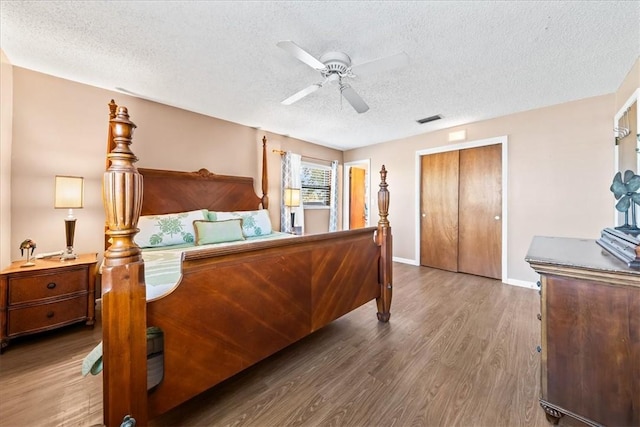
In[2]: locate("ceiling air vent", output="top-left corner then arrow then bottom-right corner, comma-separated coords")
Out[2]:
416,114 -> 442,124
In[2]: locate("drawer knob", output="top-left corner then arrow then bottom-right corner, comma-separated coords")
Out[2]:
536,281 -> 541,288
537,313 -> 542,321
536,345 -> 542,353
47,282 -> 57,289
46,311 -> 55,318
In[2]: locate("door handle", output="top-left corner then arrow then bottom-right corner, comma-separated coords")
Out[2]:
494,215 -> 500,220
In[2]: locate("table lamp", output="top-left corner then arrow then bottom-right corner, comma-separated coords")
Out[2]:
283,187 -> 301,232
54,175 -> 84,260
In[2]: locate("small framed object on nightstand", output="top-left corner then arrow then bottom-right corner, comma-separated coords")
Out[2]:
0,253 -> 97,353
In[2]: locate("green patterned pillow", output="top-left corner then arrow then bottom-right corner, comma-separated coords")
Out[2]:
207,209 -> 272,237
135,209 -> 206,248
193,219 -> 245,245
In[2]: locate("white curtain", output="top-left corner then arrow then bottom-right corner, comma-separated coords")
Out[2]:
329,160 -> 339,232
280,152 -> 304,233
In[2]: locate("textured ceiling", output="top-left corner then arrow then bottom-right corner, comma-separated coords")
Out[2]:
1,1 -> 639,150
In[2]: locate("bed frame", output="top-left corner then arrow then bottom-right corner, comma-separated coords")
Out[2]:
101,103 -> 393,426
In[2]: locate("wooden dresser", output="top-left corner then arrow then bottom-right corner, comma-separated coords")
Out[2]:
0,253 -> 97,353
526,236 -> 640,426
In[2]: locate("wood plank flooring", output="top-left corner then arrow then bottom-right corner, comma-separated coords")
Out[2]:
0,263 -> 585,426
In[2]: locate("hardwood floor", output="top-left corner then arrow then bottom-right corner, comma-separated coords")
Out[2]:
0,263 -> 585,427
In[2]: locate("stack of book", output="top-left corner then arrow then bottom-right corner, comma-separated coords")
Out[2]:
596,227 -> 640,267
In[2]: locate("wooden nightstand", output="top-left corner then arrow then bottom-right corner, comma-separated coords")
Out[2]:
0,253 -> 97,353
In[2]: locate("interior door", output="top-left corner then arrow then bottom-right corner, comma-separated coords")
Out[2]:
458,144 -> 502,279
349,167 -> 366,229
420,150 -> 460,271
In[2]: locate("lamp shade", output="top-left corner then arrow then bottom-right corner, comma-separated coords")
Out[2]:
54,176 -> 84,209
283,188 -> 301,207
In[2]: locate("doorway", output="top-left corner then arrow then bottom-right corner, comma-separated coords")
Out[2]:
349,167 -> 366,229
416,137 -> 507,281
343,160 -> 370,230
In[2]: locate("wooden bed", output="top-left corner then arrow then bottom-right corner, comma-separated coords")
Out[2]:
101,103 -> 393,426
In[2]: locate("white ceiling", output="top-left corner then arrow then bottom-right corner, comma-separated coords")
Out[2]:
1,1 -> 639,150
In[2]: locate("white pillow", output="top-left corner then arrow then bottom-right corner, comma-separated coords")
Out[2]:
208,209 -> 272,237
135,209 -> 207,248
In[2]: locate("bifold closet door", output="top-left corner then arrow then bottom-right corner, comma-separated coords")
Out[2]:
420,150 -> 460,271
458,144 -> 502,279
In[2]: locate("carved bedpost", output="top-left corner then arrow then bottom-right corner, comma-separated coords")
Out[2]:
376,165 -> 392,322
105,99 -> 118,170
102,106 -> 148,426
261,136 -> 269,209
105,99 -> 118,250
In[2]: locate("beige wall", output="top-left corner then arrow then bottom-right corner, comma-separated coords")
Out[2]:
6,57 -> 639,279
1,51 -> 13,269
8,67 -> 342,262
346,94 -> 616,284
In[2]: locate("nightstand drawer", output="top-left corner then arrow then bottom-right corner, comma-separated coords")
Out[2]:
7,295 -> 88,337
8,268 -> 86,304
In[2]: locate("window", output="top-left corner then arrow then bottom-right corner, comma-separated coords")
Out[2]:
301,162 -> 332,208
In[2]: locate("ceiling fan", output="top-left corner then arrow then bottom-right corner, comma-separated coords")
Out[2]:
277,40 -> 409,114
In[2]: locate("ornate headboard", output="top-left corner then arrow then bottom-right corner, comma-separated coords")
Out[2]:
104,100 -> 269,248
138,167 -> 264,216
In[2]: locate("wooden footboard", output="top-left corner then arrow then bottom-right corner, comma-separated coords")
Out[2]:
101,105 -> 392,426
147,228 -> 383,417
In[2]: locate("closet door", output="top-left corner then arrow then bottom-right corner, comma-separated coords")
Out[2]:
420,144 -> 502,280
458,144 -> 502,279
420,150 -> 460,271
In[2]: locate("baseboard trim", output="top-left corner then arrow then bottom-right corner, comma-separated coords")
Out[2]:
388,260 -> 539,290
392,257 -> 419,266
505,278 -> 538,290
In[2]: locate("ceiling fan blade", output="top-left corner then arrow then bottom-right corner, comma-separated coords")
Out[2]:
350,52 -> 409,77
340,84 -> 369,114
277,40 -> 326,71
281,83 -> 322,105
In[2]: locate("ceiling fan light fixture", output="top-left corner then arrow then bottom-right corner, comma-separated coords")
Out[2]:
277,40 -> 406,115
319,51 -> 352,76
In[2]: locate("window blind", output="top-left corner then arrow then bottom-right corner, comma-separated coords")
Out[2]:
301,163 -> 332,206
